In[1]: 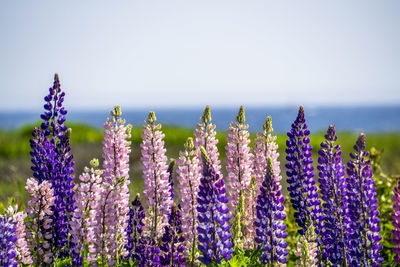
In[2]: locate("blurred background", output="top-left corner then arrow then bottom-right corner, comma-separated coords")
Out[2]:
0,0 -> 399,204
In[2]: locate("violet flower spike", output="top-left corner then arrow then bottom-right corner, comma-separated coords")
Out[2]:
254,157 -> 288,265
285,106 -> 322,232
344,133 -> 383,266
197,147 -> 233,265
35,74 -> 76,257
317,125 -> 349,265
0,215 -> 18,267
160,204 -> 187,266
125,194 -> 146,263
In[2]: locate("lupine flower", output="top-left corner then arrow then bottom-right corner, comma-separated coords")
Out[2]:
197,147 -> 233,265
70,158 -> 104,263
125,194 -> 146,263
392,176 -> 400,263
135,238 -> 161,267
25,178 -> 55,264
295,226 -> 318,267
168,159 -> 176,200
5,205 -> 33,265
285,106 -> 321,235
194,105 -> 222,177
176,137 -> 202,263
95,106 -> 132,265
225,107 -> 253,226
344,133 -> 383,266
160,204 -> 187,266
317,125 -> 349,265
37,74 -> 76,257
254,157 -> 288,265
0,215 -> 18,267
141,111 -> 172,238
252,116 -> 282,249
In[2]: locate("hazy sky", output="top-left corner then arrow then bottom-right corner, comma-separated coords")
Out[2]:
0,0 -> 399,111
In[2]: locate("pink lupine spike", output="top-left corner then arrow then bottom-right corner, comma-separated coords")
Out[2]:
141,111 -> 173,239
392,177 -> 400,263
6,204 -> 33,265
25,178 -> 55,265
176,137 -> 202,263
95,106 -> 132,265
193,106 -> 222,177
70,158 -> 104,263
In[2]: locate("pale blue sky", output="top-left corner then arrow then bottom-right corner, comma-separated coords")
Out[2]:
0,0 -> 399,111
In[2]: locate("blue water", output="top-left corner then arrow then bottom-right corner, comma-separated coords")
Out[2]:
1,106 -> 399,133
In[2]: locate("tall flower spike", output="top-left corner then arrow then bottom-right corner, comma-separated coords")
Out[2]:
125,194 -> 146,263
70,159 -> 104,264
344,133 -> 383,266
254,157 -> 288,265
176,137 -> 202,264
392,177 -> 400,263
160,204 -> 187,266
197,147 -> 233,265
25,178 -> 55,265
194,106 -> 222,177
95,106 -> 132,265
0,215 -> 18,267
285,106 -> 321,235
225,106 -> 253,211
33,74 -> 76,257
5,205 -> 33,265
252,116 -> 282,249
317,125 -> 349,265
141,111 -> 173,239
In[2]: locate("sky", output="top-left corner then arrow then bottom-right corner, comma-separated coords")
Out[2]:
0,0 -> 399,111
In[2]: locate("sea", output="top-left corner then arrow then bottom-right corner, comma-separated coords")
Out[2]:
0,106 -> 399,134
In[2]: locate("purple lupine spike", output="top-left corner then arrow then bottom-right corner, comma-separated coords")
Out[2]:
0,215 -> 18,267
392,177 -> 400,263
167,160 -> 176,200
317,125 -> 350,265
197,147 -> 233,265
32,74 -> 76,258
254,157 -> 288,264
160,204 -> 187,266
285,106 -> 323,260
125,194 -> 146,263
285,107 -> 321,232
135,237 -> 161,267
344,133 -> 383,266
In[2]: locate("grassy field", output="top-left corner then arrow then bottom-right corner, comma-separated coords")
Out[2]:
1,122 -> 399,205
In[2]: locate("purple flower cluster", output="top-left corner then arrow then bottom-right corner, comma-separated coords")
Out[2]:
31,74 -> 76,256
285,106 -> 321,235
197,147 -> 233,265
0,216 -> 18,267
160,205 -> 187,266
345,133 -> 383,266
125,195 -> 145,262
254,157 -> 288,264
317,125 -> 349,265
